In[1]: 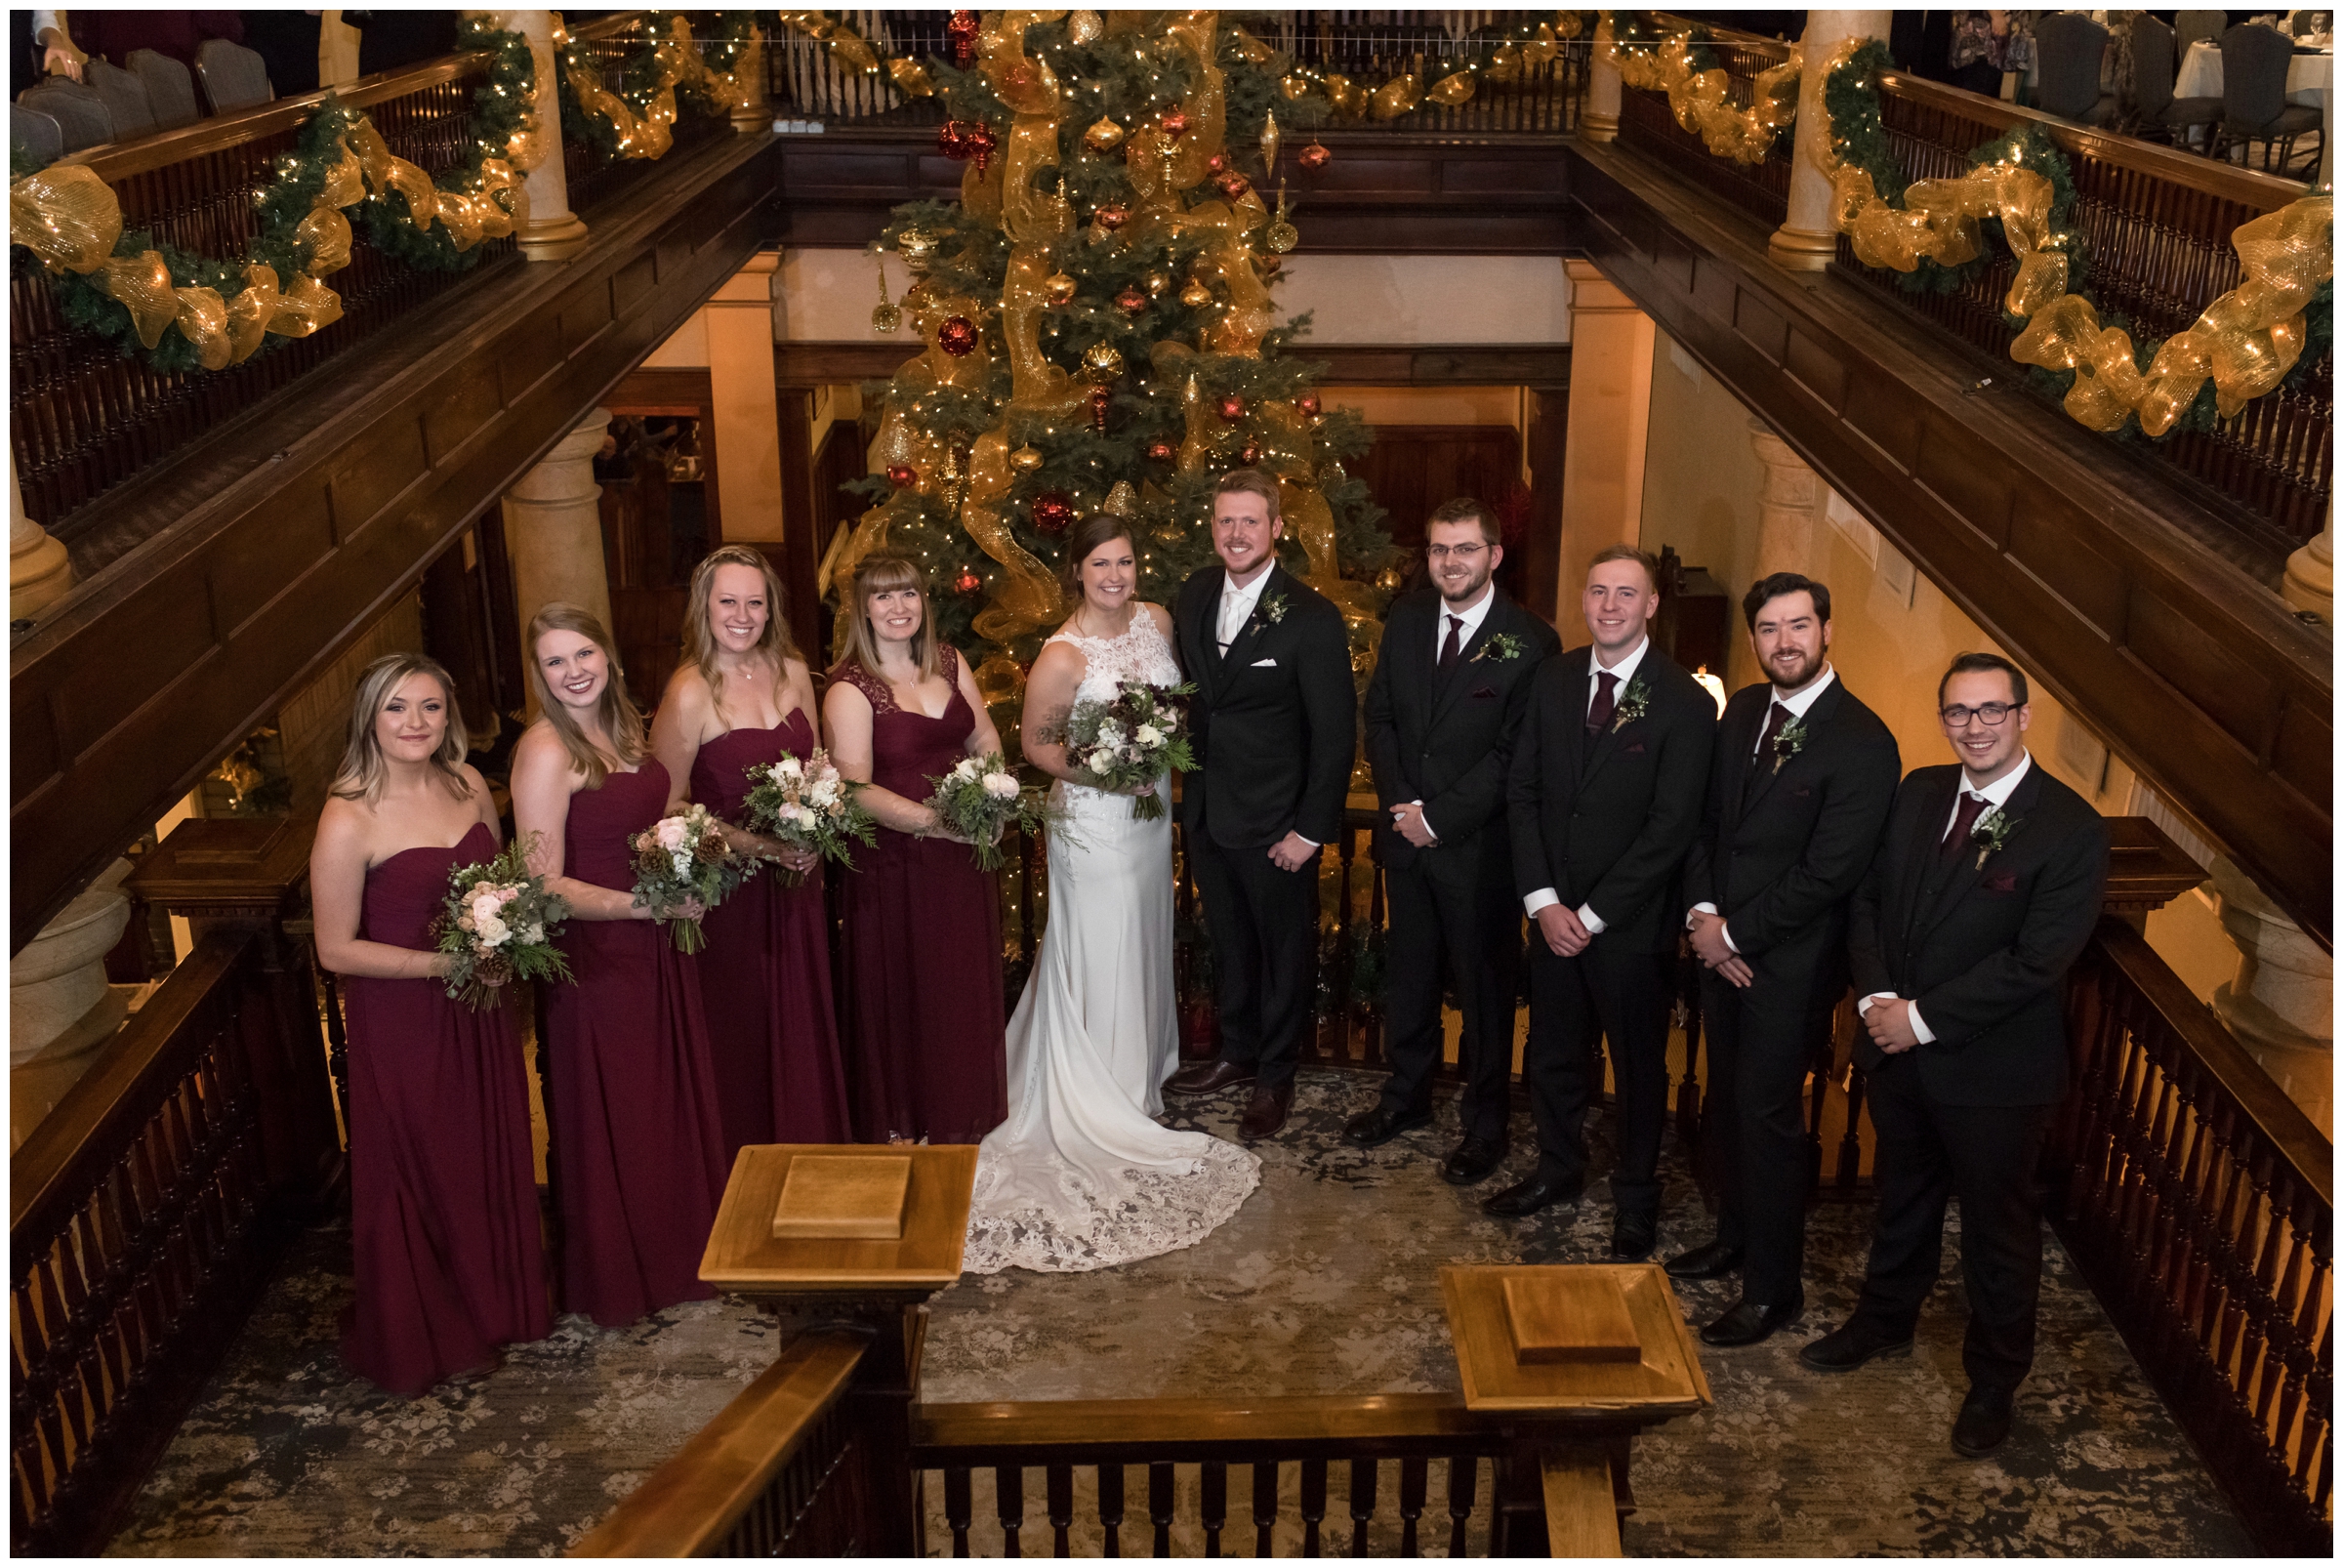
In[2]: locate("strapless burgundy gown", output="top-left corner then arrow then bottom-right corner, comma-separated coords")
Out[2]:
545,762 -> 728,1326
690,710 -> 852,1158
834,648 -> 1007,1144
341,821 -> 549,1396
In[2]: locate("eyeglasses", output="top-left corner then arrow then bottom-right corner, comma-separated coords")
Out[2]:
1424,542 -> 1488,561
1940,702 -> 2016,727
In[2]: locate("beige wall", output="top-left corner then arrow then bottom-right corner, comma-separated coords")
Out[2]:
641,253 -> 784,542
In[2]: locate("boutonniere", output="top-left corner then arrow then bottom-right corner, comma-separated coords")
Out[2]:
1608,674 -> 1651,732
1770,712 -> 1810,772
1969,805 -> 2020,870
1256,589 -> 1289,626
1470,631 -> 1528,664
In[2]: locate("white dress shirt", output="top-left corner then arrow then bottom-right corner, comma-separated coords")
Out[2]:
1690,663 -> 1838,953
1215,566 -> 1274,652
1523,636 -> 1651,928
1860,750 -> 2034,1046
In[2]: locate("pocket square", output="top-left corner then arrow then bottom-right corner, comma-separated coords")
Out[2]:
1790,786 -> 1813,799
1251,657 -> 1277,667
1982,871 -> 2019,893
1623,741 -> 1647,755
1470,685 -> 1498,700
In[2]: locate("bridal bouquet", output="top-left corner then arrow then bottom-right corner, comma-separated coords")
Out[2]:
629,804 -> 751,953
925,752 -> 1050,873
740,748 -> 877,887
1064,680 -> 1196,820
430,835 -> 573,1011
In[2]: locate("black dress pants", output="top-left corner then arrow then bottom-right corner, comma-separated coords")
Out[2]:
1850,1053 -> 2054,1391
1524,936 -> 1671,1215
1190,829 -> 1321,1089
1701,957 -> 1837,1304
1377,848 -> 1522,1140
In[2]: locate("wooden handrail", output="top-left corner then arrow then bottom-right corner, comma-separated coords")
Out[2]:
569,1328 -> 871,1557
914,1392 -> 1507,1465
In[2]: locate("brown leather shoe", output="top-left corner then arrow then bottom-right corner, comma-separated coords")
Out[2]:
1238,1081 -> 1295,1139
1167,1059 -> 1257,1096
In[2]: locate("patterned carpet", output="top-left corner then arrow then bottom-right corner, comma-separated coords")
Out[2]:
106,1070 -> 2248,1557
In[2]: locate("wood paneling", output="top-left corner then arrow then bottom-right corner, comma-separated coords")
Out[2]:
11,131 -> 786,948
773,343 -> 1571,391
1565,138 -> 2332,943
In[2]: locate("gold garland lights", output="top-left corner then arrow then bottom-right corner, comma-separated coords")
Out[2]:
1599,16 -> 1801,163
559,15 -> 760,159
11,108 -> 534,370
1811,37 -> 2332,434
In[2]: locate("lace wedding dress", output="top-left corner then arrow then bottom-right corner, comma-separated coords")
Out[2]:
963,613 -> 1261,1273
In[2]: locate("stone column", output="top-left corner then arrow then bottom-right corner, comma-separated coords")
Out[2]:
1770,10 -> 1893,270
1748,418 -> 1823,576
503,407 -> 615,714
1556,261 -> 1655,602
705,253 -> 785,546
2208,859 -> 2332,1135
10,454 -> 72,623
727,20 -> 769,134
1582,14 -> 1622,144
2281,502 -> 2332,623
475,10 -> 591,262
12,859 -> 135,1146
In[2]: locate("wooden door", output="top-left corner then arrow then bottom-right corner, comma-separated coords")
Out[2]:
1349,425 -> 1531,603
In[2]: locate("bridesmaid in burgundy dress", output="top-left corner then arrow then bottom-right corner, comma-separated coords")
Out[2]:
649,545 -> 851,1160
309,653 -> 549,1395
823,553 -> 1009,1144
510,603 -> 727,1327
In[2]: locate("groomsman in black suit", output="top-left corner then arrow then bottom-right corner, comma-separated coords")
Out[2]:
1347,498 -> 1559,1178
1668,572 -> 1901,1346
1166,470 -> 1359,1139
1488,545 -> 1717,1257
1802,652 -> 2109,1459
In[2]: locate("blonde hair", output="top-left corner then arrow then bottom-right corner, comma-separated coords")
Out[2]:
330,653 -> 472,805
525,602 -> 647,788
835,553 -> 939,684
683,545 -> 800,714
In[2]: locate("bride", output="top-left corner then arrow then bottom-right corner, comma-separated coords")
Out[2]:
964,514 -> 1261,1273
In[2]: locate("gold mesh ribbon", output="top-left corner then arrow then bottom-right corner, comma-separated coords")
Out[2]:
564,14 -> 757,161
1002,247 -> 1085,420
962,432 -> 1066,643
96,251 -> 179,349
1126,13 -> 1224,205
10,165 -> 123,272
1605,29 -> 1801,164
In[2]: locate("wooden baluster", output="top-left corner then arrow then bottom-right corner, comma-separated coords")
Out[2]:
945,1465 -> 972,1556
1335,827 -> 1359,1061
1445,1454 -> 1475,1557
318,966 -> 353,1145
1201,1459 -> 1227,1557
1048,1462 -> 1074,1556
1835,1059 -> 1868,1191
998,1464 -> 1026,1557
1149,1460 -> 1174,1556
1298,1456 -> 1327,1555
1097,1461 -> 1125,1558
1251,1460 -> 1278,1555
1348,1457 -> 1377,1555
1396,1455 -> 1426,1557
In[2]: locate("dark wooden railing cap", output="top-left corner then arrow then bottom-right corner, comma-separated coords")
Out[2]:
2100,814 -> 2208,925
124,813 -> 314,920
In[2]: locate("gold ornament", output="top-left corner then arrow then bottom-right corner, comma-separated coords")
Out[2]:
1376,564 -> 1405,593
871,256 -> 901,333
1009,443 -> 1045,473
1101,479 -> 1137,516
1144,270 -> 1170,296
1044,270 -> 1078,306
1082,115 -> 1126,154
897,227 -> 936,274
1082,340 -> 1125,387
1066,9 -> 1103,45
1259,108 -> 1281,177
1263,183 -> 1297,255
1179,279 -> 1213,308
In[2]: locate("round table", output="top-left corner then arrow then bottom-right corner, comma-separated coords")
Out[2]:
2174,37 -> 2333,107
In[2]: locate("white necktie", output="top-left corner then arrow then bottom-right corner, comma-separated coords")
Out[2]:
1217,590 -> 1247,650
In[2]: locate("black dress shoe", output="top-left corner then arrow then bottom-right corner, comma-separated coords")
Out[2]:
1610,1211 -> 1658,1260
1341,1103 -> 1433,1148
1698,1292 -> 1805,1347
1951,1384 -> 2015,1458
1238,1080 -> 1295,1140
1438,1135 -> 1509,1185
1663,1239 -> 1745,1280
1167,1059 -> 1257,1096
1479,1169 -> 1584,1217
1797,1321 -> 1915,1373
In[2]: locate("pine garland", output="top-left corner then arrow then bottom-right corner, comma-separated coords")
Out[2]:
359,19 -> 535,272
557,10 -> 759,159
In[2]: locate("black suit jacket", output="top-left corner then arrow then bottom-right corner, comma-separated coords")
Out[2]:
1363,588 -> 1558,876
1174,561 -> 1358,848
1847,762 -> 2111,1106
1506,643 -> 1719,954
1681,676 -> 1901,973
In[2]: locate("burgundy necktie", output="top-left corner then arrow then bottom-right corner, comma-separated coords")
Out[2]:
1586,670 -> 1618,733
1941,792 -> 1989,862
1438,614 -> 1462,673
1754,701 -> 1790,762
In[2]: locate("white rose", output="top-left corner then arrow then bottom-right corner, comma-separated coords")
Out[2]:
521,924 -> 544,945
475,914 -> 510,946
1134,723 -> 1163,747
1095,720 -> 1124,746
952,757 -> 980,781
471,891 -> 502,923
809,779 -> 839,806
982,771 -> 1021,800
1088,747 -> 1117,772
776,756 -> 805,781
783,803 -> 816,828
655,818 -> 689,850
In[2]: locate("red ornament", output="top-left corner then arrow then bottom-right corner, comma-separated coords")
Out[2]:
1160,107 -> 1191,140
1216,172 -> 1251,199
1206,151 -> 1228,175
937,315 -> 977,356
966,120 -> 997,176
937,119 -> 966,158
1297,392 -> 1321,417
954,563 -> 983,596
1116,286 -> 1149,314
1089,384 -> 1112,432
1031,492 -> 1075,533
1240,442 -> 1260,466
1147,439 -> 1176,462
1298,142 -> 1333,172
948,9 -> 980,67
1093,203 -> 1130,231
886,464 -> 918,488
1218,393 -> 1247,422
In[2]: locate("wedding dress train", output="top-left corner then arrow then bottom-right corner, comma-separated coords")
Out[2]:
963,616 -> 1260,1274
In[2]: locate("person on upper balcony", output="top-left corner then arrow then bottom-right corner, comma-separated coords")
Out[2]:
19,11 -> 86,87
73,11 -> 243,71
1947,10 -> 2032,98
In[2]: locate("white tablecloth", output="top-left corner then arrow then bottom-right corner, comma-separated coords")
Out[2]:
2174,38 -> 2333,107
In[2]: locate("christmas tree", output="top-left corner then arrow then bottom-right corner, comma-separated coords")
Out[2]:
823,10 -> 1398,716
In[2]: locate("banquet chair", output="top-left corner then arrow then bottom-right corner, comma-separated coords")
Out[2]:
12,103 -> 63,168
2129,16 -> 2223,145
2035,13 -> 2117,124
127,49 -> 201,129
17,79 -> 113,151
194,39 -> 273,113
2173,10 -> 2226,58
2213,22 -> 2322,171
84,59 -> 158,142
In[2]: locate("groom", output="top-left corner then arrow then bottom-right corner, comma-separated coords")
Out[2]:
1167,469 -> 1358,1139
